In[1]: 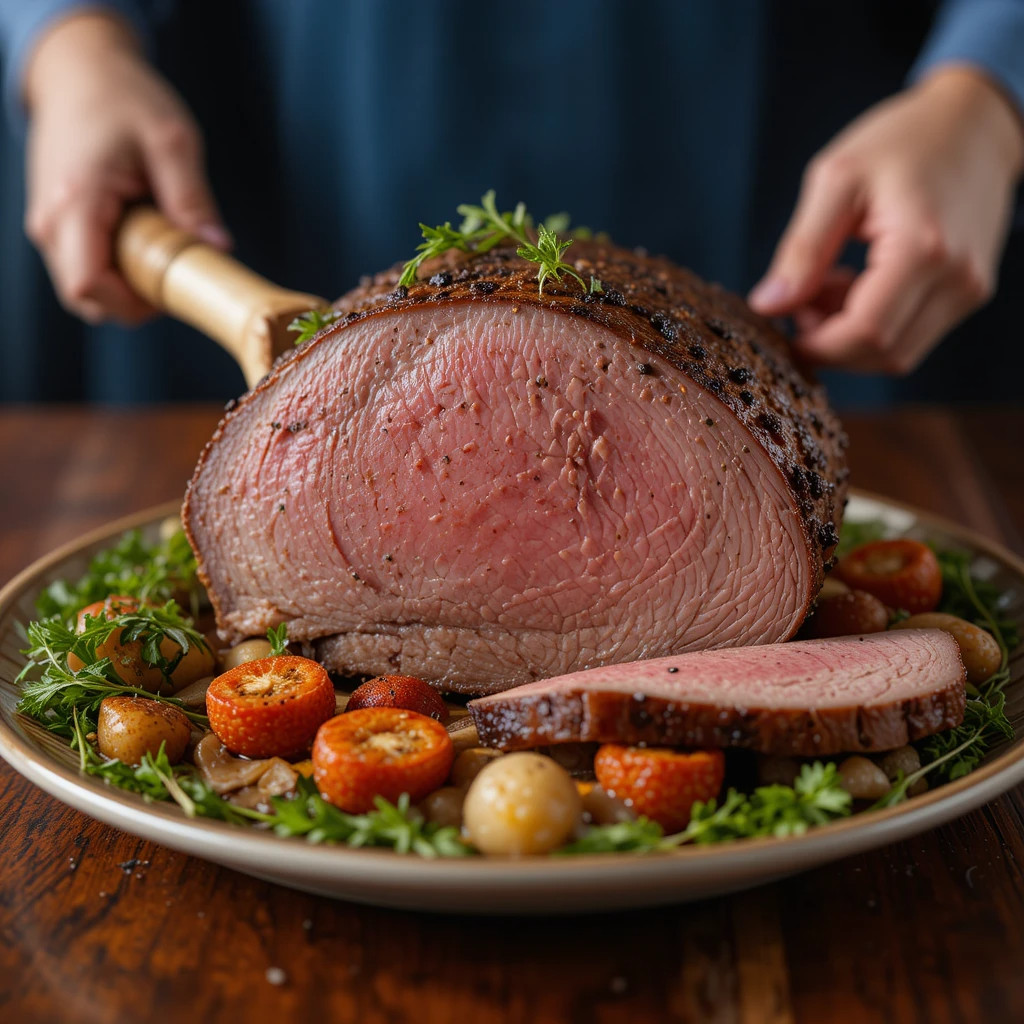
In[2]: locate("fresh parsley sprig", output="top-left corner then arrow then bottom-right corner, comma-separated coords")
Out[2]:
399,190 -> 599,297
559,763 -> 852,855
271,776 -> 473,857
17,602 -> 210,735
288,309 -> 342,346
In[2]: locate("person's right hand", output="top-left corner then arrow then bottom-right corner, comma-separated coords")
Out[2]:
22,13 -> 230,325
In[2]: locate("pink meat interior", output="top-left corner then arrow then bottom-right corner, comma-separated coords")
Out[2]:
189,302 -> 813,684
469,629 -> 964,711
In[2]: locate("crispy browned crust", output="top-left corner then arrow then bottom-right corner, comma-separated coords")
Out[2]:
468,676 -> 967,756
183,241 -> 848,632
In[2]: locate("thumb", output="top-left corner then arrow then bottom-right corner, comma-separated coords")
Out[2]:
140,118 -> 232,249
749,156 -> 862,315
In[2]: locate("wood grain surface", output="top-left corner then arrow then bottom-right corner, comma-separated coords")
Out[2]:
0,405 -> 1021,1024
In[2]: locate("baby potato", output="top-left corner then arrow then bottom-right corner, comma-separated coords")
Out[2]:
97,695 -> 192,766
837,755 -> 891,800
220,639 -> 274,671
757,754 -> 801,787
577,782 -> 635,825
158,515 -> 184,542
891,612 -> 1002,684
877,745 -> 921,781
805,589 -> 889,638
450,747 -> 504,789
818,576 -> 851,601
420,786 -> 466,829
69,596 -> 215,694
463,752 -> 583,856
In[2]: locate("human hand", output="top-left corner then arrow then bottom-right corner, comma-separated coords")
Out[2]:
749,67 -> 1024,373
22,13 -> 230,325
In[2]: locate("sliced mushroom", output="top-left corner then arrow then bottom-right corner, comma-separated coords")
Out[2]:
257,759 -> 300,798
193,733 -> 272,794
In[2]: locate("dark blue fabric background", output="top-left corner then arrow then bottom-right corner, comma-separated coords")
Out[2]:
0,0 -> 1020,406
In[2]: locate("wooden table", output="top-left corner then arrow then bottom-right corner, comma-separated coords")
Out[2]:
1,405 -> 1021,1024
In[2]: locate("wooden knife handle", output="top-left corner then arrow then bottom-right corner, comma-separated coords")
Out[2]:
115,206 -> 326,388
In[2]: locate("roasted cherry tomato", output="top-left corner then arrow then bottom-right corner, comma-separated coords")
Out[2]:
206,656 -> 336,758
594,745 -> 725,833
312,708 -> 454,813
68,594 -> 213,693
834,539 -> 942,614
346,674 -> 449,724
804,588 -> 889,638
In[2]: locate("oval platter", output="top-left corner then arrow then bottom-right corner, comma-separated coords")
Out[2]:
1,490 -> 1022,914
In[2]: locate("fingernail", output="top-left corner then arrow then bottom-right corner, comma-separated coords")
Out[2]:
748,278 -> 792,311
195,223 -> 233,250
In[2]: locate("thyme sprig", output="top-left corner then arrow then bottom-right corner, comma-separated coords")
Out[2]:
399,190 -> 598,296
288,309 -> 342,346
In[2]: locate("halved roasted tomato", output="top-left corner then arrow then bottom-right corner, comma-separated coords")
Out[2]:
835,539 -> 942,614
206,655 -> 336,758
312,707 -> 454,813
594,745 -> 725,833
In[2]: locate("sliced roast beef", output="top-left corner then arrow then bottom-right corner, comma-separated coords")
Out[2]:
184,242 -> 847,695
468,630 -> 966,755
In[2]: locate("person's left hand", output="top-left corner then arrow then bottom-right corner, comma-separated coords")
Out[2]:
749,66 -> 1024,374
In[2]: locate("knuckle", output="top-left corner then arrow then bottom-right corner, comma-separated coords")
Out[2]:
880,351 -> 917,375
954,256 -> 994,305
62,274 -> 98,304
909,220 -> 949,267
147,116 -> 199,156
805,151 -> 855,191
24,206 -> 50,244
852,319 -> 890,355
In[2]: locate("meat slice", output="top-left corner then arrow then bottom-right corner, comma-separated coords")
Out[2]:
468,630 -> 966,755
184,242 -> 847,695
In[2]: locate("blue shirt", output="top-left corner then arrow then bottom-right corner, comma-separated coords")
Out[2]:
1,1 -> 1022,403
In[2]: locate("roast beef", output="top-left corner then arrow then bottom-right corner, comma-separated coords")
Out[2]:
468,630 -> 966,755
184,242 -> 848,695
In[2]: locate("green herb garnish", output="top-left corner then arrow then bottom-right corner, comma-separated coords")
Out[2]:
288,309 -> 342,345
267,623 -> 289,656
17,602 -> 209,735
270,776 -> 473,856
71,711 -> 270,825
834,519 -> 889,562
36,528 -> 200,624
934,546 -> 1019,659
399,190 -> 595,297
560,763 -> 852,855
